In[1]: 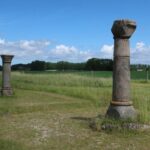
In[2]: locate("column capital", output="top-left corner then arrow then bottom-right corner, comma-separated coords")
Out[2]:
111,19 -> 136,39
1,55 -> 14,63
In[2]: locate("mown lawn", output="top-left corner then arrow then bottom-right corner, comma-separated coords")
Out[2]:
0,71 -> 150,150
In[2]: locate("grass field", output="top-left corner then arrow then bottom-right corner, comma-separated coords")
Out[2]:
25,70 -> 150,80
0,71 -> 150,150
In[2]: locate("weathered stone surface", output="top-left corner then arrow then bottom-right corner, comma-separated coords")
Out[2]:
113,57 -> 130,101
111,19 -> 136,39
106,19 -> 136,119
106,105 -> 136,119
1,55 -> 14,96
90,116 -> 150,131
114,39 -> 130,56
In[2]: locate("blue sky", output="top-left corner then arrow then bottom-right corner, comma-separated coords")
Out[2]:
0,0 -> 150,64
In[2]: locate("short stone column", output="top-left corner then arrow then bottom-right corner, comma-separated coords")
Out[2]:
1,55 -> 14,96
106,20 -> 137,119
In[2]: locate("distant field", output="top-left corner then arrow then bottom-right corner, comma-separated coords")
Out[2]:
0,71 -> 150,150
75,70 -> 150,80
24,70 -> 150,80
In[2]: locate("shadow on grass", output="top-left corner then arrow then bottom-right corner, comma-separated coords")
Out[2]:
70,114 -> 104,121
70,116 -> 93,121
70,115 -> 105,131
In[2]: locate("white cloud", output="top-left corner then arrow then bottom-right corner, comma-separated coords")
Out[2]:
99,42 -> 150,64
0,39 -> 51,63
131,42 -> 150,64
0,39 -> 5,45
0,38 -> 150,64
100,44 -> 113,58
0,39 -> 93,63
48,44 -> 92,62
51,45 -> 77,55
135,42 -> 145,50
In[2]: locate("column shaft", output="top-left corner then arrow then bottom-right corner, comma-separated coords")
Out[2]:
112,39 -> 131,106
2,63 -> 11,89
1,55 -> 14,96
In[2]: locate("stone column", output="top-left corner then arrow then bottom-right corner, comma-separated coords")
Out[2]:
1,55 -> 14,96
106,20 -> 136,119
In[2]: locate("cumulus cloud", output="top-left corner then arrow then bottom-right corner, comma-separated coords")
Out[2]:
0,39 -> 5,45
51,45 -> 77,55
131,42 -> 150,64
0,39 -> 93,63
0,39 -> 51,63
99,42 -> 150,64
0,38 -> 150,64
100,44 -> 113,58
48,44 -> 92,62
0,39 -> 51,56
135,42 -> 145,50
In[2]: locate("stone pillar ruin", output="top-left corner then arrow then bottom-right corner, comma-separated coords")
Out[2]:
1,55 -> 14,96
106,20 -> 137,119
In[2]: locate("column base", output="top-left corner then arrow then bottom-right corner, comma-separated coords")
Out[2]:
1,87 -> 13,96
106,105 -> 137,120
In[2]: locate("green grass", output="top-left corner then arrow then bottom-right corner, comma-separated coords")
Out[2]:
24,70 -> 150,80
77,70 -> 150,80
0,71 -> 150,150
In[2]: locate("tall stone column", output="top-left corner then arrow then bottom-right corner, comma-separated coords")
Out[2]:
106,20 -> 136,119
1,55 -> 14,96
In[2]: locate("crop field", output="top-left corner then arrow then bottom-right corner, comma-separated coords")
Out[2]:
0,71 -> 150,150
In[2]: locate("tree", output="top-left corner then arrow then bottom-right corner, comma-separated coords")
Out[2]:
30,60 -> 46,71
56,61 -> 70,70
46,62 -> 57,70
12,63 -> 30,71
85,58 -> 113,71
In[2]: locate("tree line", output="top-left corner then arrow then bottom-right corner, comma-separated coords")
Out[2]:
1,58 -> 113,71
12,58 -> 113,71
0,58 -> 149,71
